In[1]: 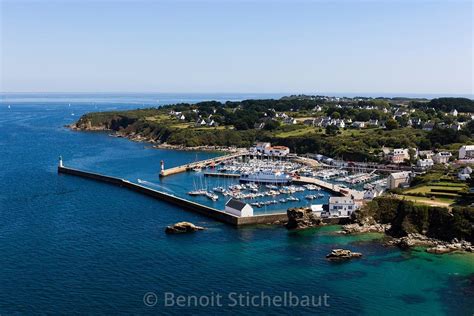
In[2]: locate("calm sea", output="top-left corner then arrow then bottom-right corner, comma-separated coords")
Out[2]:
0,93 -> 473,315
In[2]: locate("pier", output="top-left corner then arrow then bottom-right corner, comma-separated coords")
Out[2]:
159,151 -> 247,177
294,176 -> 350,196
58,164 -> 287,226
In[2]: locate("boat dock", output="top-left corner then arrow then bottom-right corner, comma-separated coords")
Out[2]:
58,164 -> 287,226
159,151 -> 247,177
293,177 -> 360,198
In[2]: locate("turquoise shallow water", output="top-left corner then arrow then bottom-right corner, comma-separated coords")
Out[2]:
0,94 -> 473,315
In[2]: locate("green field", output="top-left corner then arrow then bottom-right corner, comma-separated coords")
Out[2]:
400,178 -> 468,208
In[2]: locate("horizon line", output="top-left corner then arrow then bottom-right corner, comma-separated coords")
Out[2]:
1,91 -> 473,97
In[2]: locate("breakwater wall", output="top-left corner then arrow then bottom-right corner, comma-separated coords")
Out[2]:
58,166 -> 287,226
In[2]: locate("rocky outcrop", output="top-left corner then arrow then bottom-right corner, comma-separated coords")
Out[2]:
386,234 -> 474,253
69,119 -> 108,131
286,208 -> 321,230
165,222 -> 206,234
339,223 -> 390,234
326,249 -> 362,260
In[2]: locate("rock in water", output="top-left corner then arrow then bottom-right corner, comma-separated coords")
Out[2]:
326,249 -> 362,260
340,223 -> 390,234
165,222 -> 205,234
286,208 -> 321,230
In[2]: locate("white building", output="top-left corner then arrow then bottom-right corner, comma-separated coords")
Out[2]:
459,145 -> 474,159
225,198 -> 254,217
388,172 -> 411,189
389,148 -> 409,164
264,146 -> 290,157
450,109 -> 458,116
363,185 -> 384,200
255,142 -> 271,153
458,166 -> 472,181
328,197 -> 359,217
352,121 -> 366,129
310,204 -> 324,218
417,158 -> 434,169
433,152 -> 452,164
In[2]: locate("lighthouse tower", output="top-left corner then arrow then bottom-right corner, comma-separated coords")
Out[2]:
160,160 -> 164,172
59,155 -> 63,168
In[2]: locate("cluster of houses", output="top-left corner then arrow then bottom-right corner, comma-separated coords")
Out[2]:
274,102 -> 470,132
382,147 -> 453,166
169,109 -> 218,127
303,117 -> 346,128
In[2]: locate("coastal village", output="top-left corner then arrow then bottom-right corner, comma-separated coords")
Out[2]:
159,140 -> 473,221
68,95 -> 474,254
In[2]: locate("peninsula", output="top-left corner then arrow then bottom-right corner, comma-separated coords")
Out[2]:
71,95 -> 474,162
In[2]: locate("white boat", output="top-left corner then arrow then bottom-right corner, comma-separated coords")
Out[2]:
240,171 -> 292,184
213,186 -> 226,193
188,189 -> 206,196
205,192 -> 219,201
192,167 -> 202,172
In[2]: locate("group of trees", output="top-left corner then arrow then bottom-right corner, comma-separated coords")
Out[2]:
411,97 -> 474,113
358,197 -> 474,242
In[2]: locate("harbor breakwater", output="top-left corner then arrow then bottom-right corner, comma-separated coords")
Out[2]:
58,165 -> 288,226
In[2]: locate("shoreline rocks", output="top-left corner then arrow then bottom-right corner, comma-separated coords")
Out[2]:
165,222 -> 206,234
286,208 -> 322,230
386,234 -> 474,253
339,223 -> 390,234
326,249 -> 362,261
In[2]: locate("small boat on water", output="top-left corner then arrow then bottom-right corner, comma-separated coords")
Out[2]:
188,189 -> 206,196
213,186 -> 226,193
205,192 -> 219,201
305,195 -> 316,200
279,198 -> 287,203
192,167 -> 202,172
287,196 -> 299,202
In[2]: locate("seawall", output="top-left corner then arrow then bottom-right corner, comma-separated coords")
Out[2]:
58,166 -> 287,226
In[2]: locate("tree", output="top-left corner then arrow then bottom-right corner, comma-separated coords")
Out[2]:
385,119 -> 399,130
263,119 -> 280,131
325,125 -> 339,135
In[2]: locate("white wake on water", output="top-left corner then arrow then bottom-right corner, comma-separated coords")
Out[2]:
137,179 -> 175,193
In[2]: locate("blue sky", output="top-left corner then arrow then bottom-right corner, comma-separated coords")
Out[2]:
1,0 -> 472,95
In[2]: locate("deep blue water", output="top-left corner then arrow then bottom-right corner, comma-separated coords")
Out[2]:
0,94 -> 473,315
